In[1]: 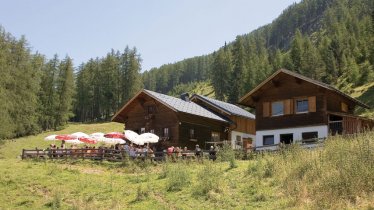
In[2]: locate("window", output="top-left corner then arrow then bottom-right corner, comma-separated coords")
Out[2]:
150,129 -> 155,134
140,128 -> 145,134
236,135 -> 242,146
302,132 -> 318,140
280,133 -> 293,144
189,129 -> 195,139
296,99 -> 309,113
263,135 -> 274,145
271,101 -> 284,116
163,128 -> 169,137
341,102 -> 348,112
211,132 -> 220,142
147,106 -> 155,114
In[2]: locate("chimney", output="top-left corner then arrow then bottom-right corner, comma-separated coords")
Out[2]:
180,93 -> 190,102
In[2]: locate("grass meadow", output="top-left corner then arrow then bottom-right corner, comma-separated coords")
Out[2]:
0,123 -> 374,209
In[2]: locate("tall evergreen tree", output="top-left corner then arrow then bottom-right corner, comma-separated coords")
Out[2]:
211,48 -> 232,101
228,36 -> 246,103
55,56 -> 75,128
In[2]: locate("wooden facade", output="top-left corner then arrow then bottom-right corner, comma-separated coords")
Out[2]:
112,90 -> 229,149
239,69 -> 373,147
191,99 -> 255,134
190,94 -> 256,149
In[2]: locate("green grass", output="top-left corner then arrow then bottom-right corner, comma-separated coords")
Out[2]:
351,82 -> 374,118
0,122 -> 123,159
1,123 -> 374,209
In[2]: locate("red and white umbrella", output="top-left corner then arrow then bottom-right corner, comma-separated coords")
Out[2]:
78,137 -> 98,144
71,132 -> 89,139
104,132 -> 124,139
65,139 -> 84,144
55,134 -> 76,141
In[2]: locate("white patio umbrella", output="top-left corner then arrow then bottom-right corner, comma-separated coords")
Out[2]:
90,132 -> 106,142
139,133 -> 159,144
102,138 -> 125,144
124,130 -> 142,145
65,139 -> 84,144
124,130 -> 139,141
44,135 -> 58,141
71,132 -> 89,139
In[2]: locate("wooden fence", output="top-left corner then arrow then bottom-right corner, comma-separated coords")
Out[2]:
21,148 -> 215,161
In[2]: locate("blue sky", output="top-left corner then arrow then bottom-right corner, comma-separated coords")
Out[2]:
0,0 -> 300,71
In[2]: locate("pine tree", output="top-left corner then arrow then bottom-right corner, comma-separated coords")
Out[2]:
211,48 -> 232,100
55,56 -> 75,128
290,30 -> 303,73
38,55 -> 59,130
228,36 -> 246,103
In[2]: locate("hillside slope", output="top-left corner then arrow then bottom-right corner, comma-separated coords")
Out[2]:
0,123 -> 374,209
142,0 -> 374,105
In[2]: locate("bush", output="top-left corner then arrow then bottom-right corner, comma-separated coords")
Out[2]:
217,144 -> 235,162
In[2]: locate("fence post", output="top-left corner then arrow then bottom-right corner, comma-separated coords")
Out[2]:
22,149 -> 25,160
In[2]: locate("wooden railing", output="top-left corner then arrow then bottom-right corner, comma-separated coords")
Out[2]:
253,138 -> 326,151
21,148 -> 215,161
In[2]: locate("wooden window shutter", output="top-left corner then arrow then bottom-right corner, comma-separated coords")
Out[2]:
284,99 -> 292,115
308,96 -> 316,112
341,102 -> 348,112
263,102 -> 270,117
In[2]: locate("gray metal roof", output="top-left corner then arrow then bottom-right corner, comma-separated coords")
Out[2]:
192,94 -> 255,119
144,90 -> 229,123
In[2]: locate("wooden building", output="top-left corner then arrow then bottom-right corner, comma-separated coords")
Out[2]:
112,89 -> 230,149
239,69 -> 374,150
190,94 -> 255,150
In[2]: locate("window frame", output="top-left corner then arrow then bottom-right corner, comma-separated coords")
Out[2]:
301,131 -> 318,140
295,98 -> 309,114
271,101 -> 284,117
263,135 -> 275,145
211,132 -> 220,142
189,128 -> 195,139
147,105 -> 155,114
163,127 -> 169,137
236,135 -> 242,146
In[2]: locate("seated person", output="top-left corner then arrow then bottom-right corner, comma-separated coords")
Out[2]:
195,144 -> 202,157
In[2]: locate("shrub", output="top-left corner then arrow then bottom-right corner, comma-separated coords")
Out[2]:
217,144 -> 235,162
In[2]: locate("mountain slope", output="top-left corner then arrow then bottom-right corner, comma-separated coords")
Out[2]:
142,0 -> 374,107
